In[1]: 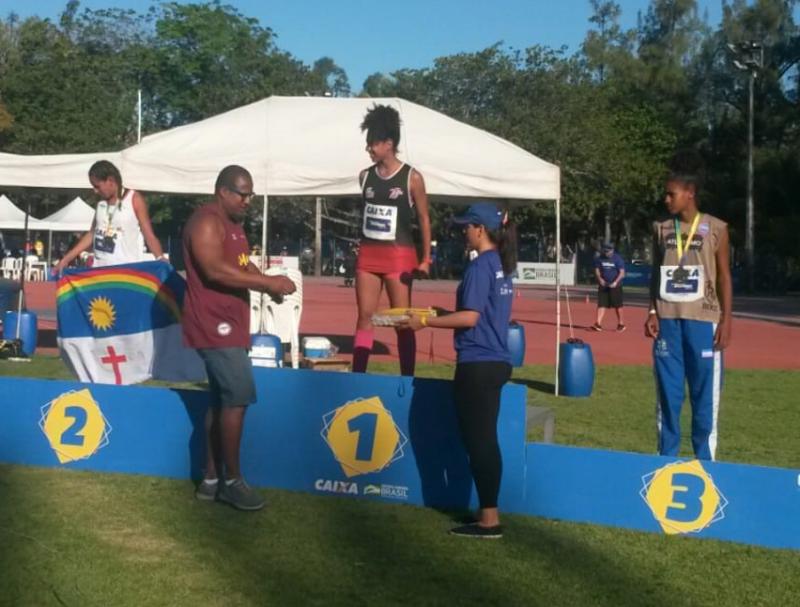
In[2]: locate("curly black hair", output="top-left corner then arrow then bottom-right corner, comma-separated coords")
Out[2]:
667,149 -> 705,192
360,104 -> 401,149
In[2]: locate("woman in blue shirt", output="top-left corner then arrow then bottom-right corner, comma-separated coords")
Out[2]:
402,202 -> 516,539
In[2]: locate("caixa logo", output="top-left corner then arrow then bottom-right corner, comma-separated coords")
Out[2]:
640,460 -> 728,535
314,479 -> 358,495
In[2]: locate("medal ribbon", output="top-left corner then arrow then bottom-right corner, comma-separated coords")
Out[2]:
674,213 -> 702,266
104,190 -> 125,236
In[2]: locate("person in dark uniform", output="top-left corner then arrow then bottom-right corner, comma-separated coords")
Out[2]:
353,104 -> 432,376
401,203 -> 516,539
183,165 -> 295,510
591,242 -> 626,332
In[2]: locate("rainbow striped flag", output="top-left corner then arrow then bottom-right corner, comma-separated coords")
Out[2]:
57,261 -> 205,385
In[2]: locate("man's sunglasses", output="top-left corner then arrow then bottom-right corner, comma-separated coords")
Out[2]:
226,187 -> 256,201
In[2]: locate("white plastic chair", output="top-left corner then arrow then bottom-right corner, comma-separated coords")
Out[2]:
25,256 -> 43,281
0,258 -> 14,279
262,268 -> 303,369
249,290 -> 262,336
3,257 -> 22,280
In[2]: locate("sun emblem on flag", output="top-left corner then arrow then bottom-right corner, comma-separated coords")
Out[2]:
88,296 -> 116,330
238,253 -> 249,267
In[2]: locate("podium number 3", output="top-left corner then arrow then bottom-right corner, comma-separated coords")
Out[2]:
348,412 -> 378,461
61,406 -> 87,446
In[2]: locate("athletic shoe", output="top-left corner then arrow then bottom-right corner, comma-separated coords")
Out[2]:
218,478 -> 265,511
195,479 -> 218,501
590,324 -> 603,331
449,523 -> 503,539
617,324 -> 627,332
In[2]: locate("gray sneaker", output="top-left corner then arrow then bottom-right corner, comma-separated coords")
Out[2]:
195,479 -> 219,501
218,478 -> 265,511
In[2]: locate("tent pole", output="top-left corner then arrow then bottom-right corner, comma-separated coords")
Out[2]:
137,89 -> 142,143
16,202 -> 31,340
47,229 -> 53,267
555,196 -> 561,396
314,197 -> 323,277
257,193 -> 270,336
260,194 -> 269,274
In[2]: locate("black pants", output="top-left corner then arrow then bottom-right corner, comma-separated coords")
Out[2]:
453,361 -> 512,509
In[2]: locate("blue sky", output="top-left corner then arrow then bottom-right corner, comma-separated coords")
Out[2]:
4,0 -> 725,89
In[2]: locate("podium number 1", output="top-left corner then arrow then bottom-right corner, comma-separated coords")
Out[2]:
348,412 -> 378,461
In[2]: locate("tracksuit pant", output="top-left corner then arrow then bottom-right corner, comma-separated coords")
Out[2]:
653,318 -> 723,460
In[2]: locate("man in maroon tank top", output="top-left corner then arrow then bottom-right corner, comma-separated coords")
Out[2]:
183,165 -> 295,511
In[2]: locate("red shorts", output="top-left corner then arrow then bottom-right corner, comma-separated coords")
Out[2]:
356,242 -> 418,278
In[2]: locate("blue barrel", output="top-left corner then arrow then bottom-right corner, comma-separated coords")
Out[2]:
249,333 -> 283,368
559,339 -> 595,397
507,322 -> 526,368
3,311 -> 38,357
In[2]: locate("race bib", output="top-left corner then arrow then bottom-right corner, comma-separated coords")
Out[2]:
660,265 -> 704,302
362,203 -> 398,241
94,231 -> 117,254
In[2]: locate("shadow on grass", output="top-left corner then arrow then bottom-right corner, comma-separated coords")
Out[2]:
501,517 -> 680,606
286,492 -> 684,606
0,465 -> 91,606
512,378 -> 555,395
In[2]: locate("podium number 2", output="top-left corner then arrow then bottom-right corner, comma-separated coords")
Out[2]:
348,412 -> 378,461
61,406 -> 87,446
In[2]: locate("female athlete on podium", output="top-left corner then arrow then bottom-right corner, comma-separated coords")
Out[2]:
352,104 -> 432,376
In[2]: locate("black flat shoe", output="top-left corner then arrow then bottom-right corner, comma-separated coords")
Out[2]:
449,523 -> 503,539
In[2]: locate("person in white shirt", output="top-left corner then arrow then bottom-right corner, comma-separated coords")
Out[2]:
54,160 -> 165,272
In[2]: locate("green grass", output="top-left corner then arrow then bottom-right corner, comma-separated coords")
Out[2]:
0,465 -> 798,607
0,357 -> 798,605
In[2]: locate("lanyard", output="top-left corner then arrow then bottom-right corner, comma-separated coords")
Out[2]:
674,213 -> 702,266
104,190 -> 124,234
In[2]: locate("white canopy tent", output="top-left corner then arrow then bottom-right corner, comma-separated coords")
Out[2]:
0,97 -> 559,199
37,196 -> 96,265
40,196 -> 95,232
0,194 -> 48,231
0,96 -> 565,390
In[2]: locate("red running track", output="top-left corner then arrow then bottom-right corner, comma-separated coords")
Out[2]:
20,279 -> 800,370
298,280 -> 799,370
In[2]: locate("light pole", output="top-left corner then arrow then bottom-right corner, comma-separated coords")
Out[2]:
728,41 -> 763,292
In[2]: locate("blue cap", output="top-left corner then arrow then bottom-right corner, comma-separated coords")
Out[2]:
602,242 -> 614,251
452,202 -> 504,230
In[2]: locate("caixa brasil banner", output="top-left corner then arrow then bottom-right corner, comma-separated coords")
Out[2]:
0,369 -> 796,551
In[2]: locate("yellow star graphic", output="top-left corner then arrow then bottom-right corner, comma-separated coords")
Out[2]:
88,296 -> 116,330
